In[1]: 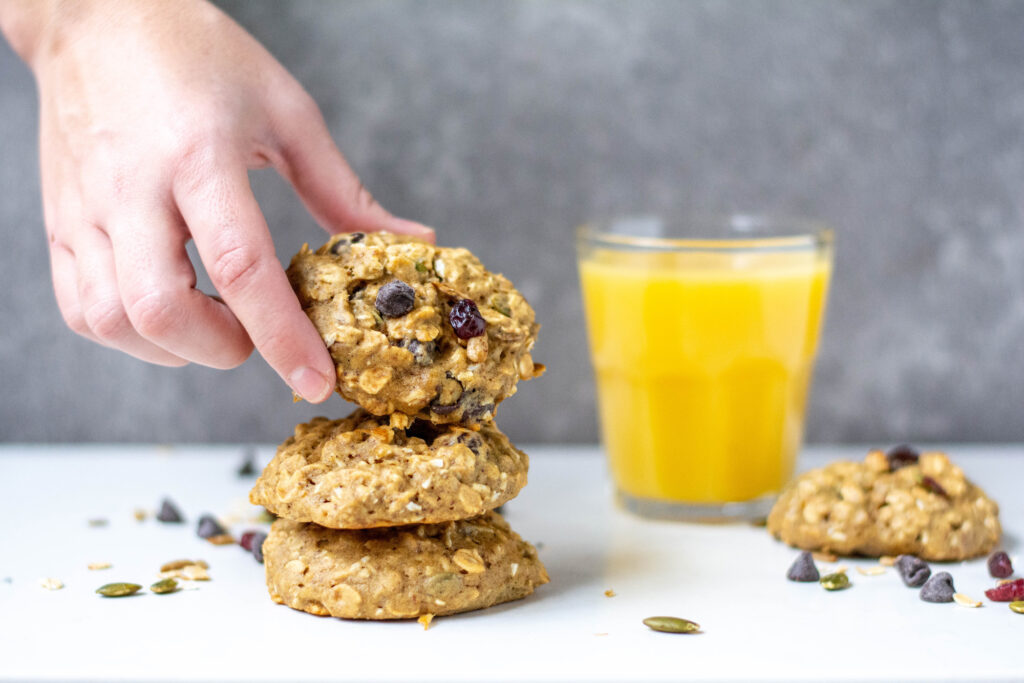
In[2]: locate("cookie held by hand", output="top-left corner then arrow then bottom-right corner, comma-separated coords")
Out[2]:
767,448 -> 1000,561
287,232 -> 542,425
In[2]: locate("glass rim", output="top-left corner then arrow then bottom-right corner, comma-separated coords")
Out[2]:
577,214 -> 834,253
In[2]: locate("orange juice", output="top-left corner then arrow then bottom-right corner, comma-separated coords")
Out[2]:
580,243 -> 831,508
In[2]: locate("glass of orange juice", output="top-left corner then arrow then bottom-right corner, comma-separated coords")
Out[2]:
577,215 -> 833,521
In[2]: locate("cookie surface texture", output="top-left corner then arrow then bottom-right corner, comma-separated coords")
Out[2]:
287,232 -> 541,425
263,512 -> 549,619
250,411 -> 529,529
767,450 -> 1000,561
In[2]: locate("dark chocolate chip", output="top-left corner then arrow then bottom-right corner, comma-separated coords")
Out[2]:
920,571 -> 955,603
156,498 -> 184,523
375,280 -> 416,318
886,444 -> 920,471
786,551 -> 820,582
895,555 -> 931,587
196,514 -> 227,539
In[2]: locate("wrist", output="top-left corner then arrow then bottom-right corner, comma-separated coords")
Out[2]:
0,0 -> 53,64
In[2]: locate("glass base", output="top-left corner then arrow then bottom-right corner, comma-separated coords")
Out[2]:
616,490 -> 776,523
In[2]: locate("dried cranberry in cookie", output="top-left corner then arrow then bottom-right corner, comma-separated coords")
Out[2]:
287,232 -> 542,424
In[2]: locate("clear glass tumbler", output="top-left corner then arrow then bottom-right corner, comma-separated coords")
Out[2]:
577,215 -> 834,521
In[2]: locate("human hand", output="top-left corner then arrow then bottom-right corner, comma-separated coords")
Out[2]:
2,0 -> 432,402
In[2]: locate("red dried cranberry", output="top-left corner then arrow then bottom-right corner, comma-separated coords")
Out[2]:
886,444 -> 919,471
988,551 -> 1014,579
449,299 -> 486,339
239,530 -> 260,552
985,578 -> 1024,602
249,532 -> 268,564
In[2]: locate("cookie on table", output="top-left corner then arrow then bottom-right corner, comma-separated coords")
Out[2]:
287,232 -> 542,425
249,410 -> 528,529
263,512 -> 548,619
767,448 -> 1000,561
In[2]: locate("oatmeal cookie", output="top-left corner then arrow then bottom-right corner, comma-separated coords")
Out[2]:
287,232 -> 542,424
767,449 -> 1000,561
249,411 -> 528,529
263,512 -> 548,619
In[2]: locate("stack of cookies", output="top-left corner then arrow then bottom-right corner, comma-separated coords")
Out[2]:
250,232 -> 549,620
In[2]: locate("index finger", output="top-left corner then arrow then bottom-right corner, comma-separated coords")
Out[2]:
174,158 -> 335,402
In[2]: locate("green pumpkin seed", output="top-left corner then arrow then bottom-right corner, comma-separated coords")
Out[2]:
96,582 -> 142,597
1010,601 -> 1024,614
150,578 -> 178,595
415,260 -> 427,273
820,572 -> 851,591
642,616 -> 700,634
424,572 -> 463,599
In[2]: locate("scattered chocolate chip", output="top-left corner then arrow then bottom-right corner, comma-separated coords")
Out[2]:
988,551 -> 1014,579
449,299 -> 486,339
156,499 -> 184,523
329,232 -> 365,254
786,551 -> 820,582
196,514 -> 227,540
375,280 -> 416,318
895,555 -> 931,587
886,444 -> 920,471
237,449 -> 257,477
920,476 -> 948,498
920,572 -> 955,603
349,232 -> 365,243
456,432 -> 483,455
249,532 -> 268,564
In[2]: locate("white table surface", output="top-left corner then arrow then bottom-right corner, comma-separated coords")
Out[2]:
0,444 -> 1021,682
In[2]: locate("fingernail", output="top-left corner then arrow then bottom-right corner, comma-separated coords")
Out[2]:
289,366 -> 332,403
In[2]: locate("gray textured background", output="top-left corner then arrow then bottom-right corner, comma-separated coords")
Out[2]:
2,0 -> 1023,445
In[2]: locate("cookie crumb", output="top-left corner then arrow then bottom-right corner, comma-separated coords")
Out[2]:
39,578 -> 64,590
604,589 -> 616,598
418,614 -> 434,631
133,508 -> 147,522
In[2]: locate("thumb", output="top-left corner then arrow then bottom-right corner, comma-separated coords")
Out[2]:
273,93 -> 435,243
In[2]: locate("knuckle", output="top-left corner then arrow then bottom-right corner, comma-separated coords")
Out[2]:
61,305 -> 91,337
127,290 -> 184,340
209,244 -> 265,296
83,298 -> 131,341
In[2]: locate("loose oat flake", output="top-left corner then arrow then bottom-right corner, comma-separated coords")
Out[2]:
87,518 -> 108,528
952,593 -> 981,608
879,556 -> 898,567
39,578 -> 64,591
812,551 -> 838,563
418,614 -> 434,631
87,562 -> 112,571
604,589 -> 616,598
133,508 -> 147,522
856,566 -> 886,577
